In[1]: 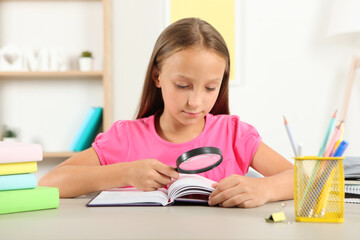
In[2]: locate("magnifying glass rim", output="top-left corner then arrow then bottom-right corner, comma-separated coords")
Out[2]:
176,147 -> 223,174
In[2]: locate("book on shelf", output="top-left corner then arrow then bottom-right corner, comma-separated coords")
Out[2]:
69,107 -> 95,151
0,141 -> 43,163
0,173 -> 36,191
87,174 -> 216,207
70,106 -> 103,152
0,186 -> 59,215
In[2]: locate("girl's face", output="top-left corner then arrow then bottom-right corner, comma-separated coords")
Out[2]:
154,46 -> 226,127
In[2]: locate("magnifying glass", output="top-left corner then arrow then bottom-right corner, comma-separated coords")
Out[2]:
175,147 -> 223,174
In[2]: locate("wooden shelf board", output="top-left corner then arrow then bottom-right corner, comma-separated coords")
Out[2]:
43,151 -> 77,159
0,71 -> 103,78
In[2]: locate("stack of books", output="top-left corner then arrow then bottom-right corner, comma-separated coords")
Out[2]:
344,156 -> 360,204
70,106 -> 103,152
0,141 -> 59,214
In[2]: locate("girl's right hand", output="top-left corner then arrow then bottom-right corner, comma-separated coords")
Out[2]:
125,159 -> 179,191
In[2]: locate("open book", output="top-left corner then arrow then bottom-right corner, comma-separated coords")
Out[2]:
87,174 -> 216,206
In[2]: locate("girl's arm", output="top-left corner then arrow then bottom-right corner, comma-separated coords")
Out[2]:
39,147 -> 178,198
208,142 -> 293,208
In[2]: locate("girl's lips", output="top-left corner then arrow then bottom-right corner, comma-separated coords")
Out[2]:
183,111 -> 202,118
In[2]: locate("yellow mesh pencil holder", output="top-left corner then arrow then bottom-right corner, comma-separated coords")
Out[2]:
294,156 -> 344,223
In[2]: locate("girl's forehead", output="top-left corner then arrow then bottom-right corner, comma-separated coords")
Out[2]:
161,47 -> 226,67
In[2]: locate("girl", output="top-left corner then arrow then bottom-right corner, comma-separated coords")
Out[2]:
39,18 -> 293,208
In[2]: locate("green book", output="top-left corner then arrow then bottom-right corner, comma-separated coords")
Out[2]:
0,186 -> 59,215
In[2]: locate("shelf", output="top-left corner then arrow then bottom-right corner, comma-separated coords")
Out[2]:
43,151 -> 76,159
0,71 -> 103,78
1,0 -> 113,155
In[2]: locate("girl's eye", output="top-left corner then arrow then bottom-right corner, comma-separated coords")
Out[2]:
206,87 -> 216,91
176,84 -> 188,89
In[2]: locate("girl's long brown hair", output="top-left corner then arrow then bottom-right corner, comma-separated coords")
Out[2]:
136,18 -> 230,119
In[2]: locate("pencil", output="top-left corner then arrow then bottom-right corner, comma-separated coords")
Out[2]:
323,121 -> 344,157
318,110 -> 337,157
313,160 -> 337,217
283,116 -> 298,157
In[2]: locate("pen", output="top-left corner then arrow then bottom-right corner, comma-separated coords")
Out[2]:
318,110 -> 337,157
331,125 -> 344,156
283,116 -> 298,157
332,140 -> 349,157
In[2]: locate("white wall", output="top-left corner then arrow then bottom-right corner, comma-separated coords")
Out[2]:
113,0 -> 360,160
113,0 -> 166,120
3,0 -> 360,179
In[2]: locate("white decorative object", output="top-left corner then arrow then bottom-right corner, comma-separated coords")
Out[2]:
0,44 -> 25,71
24,47 -> 67,72
24,48 -> 40,71
38,48 -> 50,71
49,48 -> 67,71
78,51 -> 93,71
328,0 -> 360,37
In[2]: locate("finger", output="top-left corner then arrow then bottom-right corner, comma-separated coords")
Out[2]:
237,200 -> 256,208
220,193 -> 252,208
210,177 -> 239,198
153,172 -> 173,186
143,180 -> 165,191
209,186 -> 244,206
154,162 -> 179,179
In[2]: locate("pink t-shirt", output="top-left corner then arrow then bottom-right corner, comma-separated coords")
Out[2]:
92,114 -> 262,182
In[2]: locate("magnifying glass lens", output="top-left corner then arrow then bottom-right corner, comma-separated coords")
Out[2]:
178,154 -> 221,170
176,147 -> 223,174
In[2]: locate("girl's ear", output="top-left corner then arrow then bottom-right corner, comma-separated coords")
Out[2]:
152,67 -> 161,88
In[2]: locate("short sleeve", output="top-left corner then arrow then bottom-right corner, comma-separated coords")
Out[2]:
92,120 -> 129,165
233,117 -> 262,172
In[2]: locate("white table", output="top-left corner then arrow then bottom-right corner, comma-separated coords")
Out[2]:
0,194 -> 359,239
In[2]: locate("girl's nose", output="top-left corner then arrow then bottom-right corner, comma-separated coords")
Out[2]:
187,91 -> 202,108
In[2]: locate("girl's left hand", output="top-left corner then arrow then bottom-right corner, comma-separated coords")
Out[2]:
208,174 -> 269,208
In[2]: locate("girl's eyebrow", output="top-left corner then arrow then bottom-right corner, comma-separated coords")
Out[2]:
175,74 -> 192,80
175,74 -> 222,83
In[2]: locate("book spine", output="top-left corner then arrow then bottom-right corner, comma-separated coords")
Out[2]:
0,162 -> 37,176
0,186 -> 59,215
74,107 -> 103,151
0,173 -> 36,191
70,107 -> 96,151
0,142 -> 43,163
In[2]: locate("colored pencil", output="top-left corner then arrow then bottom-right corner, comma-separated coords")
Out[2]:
318,110 -> 337,157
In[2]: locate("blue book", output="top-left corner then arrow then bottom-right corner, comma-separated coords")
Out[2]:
0,173 -> 36,191
70,107 -> 96,151
74,107 -> 103,151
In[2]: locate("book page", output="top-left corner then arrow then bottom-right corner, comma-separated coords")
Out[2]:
87,187 -> 169,206
168,174 -> 216,203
